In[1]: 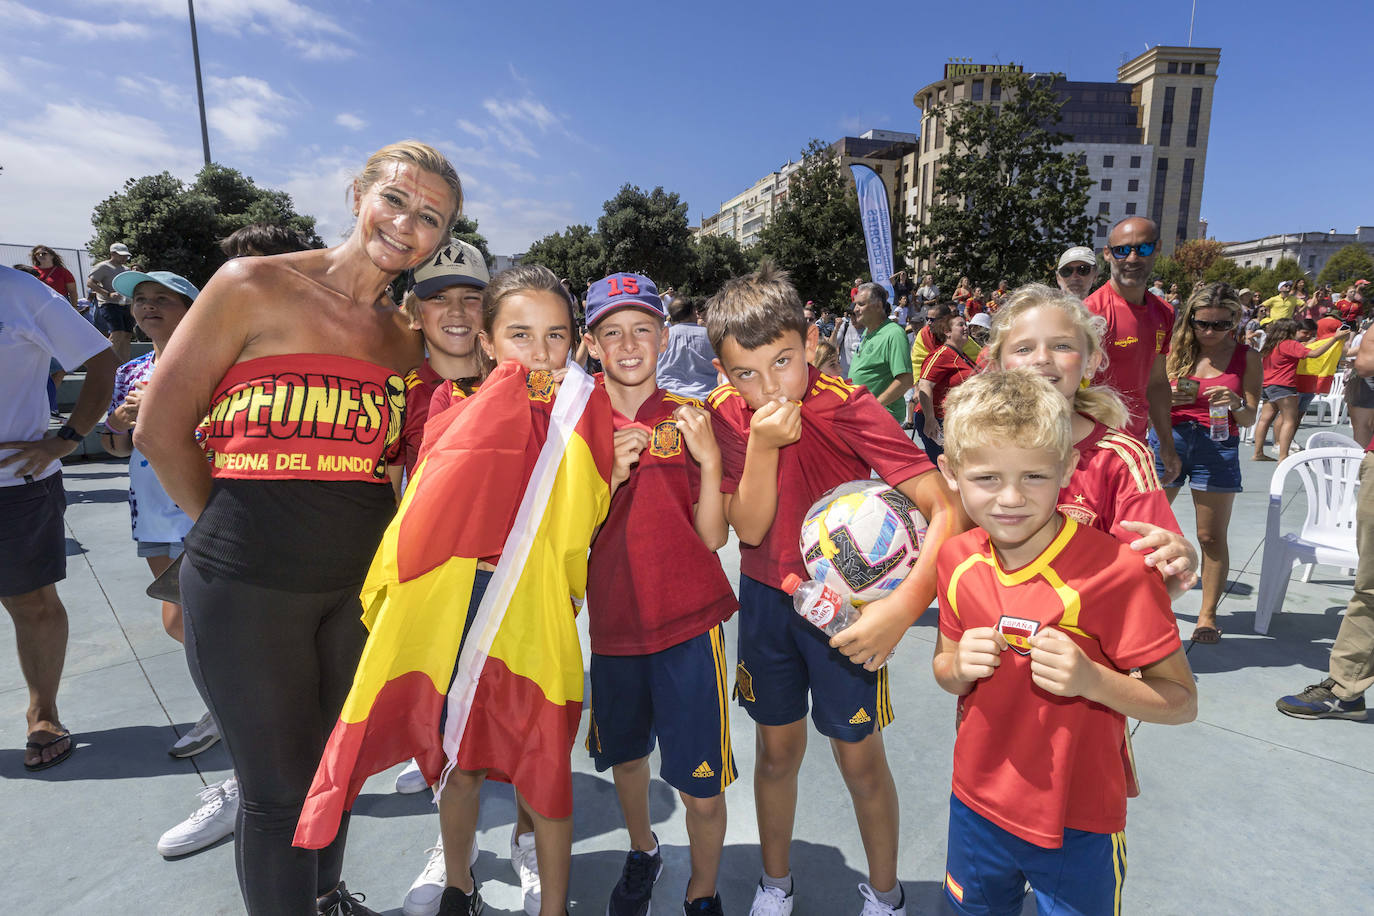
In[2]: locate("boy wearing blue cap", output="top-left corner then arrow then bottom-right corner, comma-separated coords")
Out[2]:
583,273 -> 736,916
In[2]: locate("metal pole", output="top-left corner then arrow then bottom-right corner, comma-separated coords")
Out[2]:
1188,0 -> 1197,46
188,0 -> 211,166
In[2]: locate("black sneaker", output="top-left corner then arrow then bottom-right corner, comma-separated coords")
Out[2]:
317,881 -> 381,916
438,883 -> 485,916
1276,679 -> 1367,720
685,893 -> 725,915
608,843 -> 664,915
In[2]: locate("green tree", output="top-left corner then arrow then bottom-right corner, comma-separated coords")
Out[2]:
596,184 -> 694,289
910,71 -> 1094,292
1151,256 -> 1192,301
451,214 -> 494,268
756,139 -> 866,307
684,234 -> 757,297
1171,238 -> 1228,282
1317,244 -> 1374,291
89,163 -> 320,287
522,224 -> 605,297
1202,257 -> 1260,291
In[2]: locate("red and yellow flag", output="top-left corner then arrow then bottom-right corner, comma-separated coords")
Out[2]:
294,361 -> 612,850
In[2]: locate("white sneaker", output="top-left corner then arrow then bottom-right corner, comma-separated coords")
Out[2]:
750,880 -> 794,916
168,710 -> 220,758
510,828 -> 541,916
157,776 -> 238,856
858,882 -> 906,916
401,834 -> 480,916
394,758 -> 428,794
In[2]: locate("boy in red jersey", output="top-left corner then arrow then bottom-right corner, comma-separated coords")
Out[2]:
933,369 -> 1197,916
581,272 -> 736,916
703,262 -> 967,916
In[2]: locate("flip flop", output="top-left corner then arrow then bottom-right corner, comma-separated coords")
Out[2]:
1253,454 -> 1277,462
1191,626 -> 1222,645
24,730 -> 74,772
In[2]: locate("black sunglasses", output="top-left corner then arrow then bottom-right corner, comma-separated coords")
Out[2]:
1190,318 -> 1235,332
1058,264 -> 1094,278
1109,240 -> 1159,260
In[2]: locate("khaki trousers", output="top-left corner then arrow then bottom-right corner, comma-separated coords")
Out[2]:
1329,453 -> 1374,699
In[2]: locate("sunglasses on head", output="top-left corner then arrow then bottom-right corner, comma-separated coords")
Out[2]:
1108,240 -> 1159,259
1058,264 -> 1094,278
1190,318 -> 1235,331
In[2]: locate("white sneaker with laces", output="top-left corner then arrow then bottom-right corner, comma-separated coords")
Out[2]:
157,776 -> 239,856
510,828 -> 541,915
394,758 -> 428,794
168,710 -> 220,758
749,880 -> 794,915
401,834 -> 480,916
857,882 -> 906,916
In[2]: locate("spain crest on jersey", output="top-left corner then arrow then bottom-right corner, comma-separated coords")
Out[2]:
649,419 -> 682,458
998,615 -> 1040,655
1057,499 -> 1099,528
526,369 -> 555,403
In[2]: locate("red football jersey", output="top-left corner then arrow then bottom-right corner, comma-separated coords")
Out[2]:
1084,284 -> 1174,440
588,387 -> 736,655
1059,419 -> 1181,542
937,517 -> 1182,848
919,343 -> 978,419
399,361 -> 444,478
1261,339 -> 1309,388
709,365 -> 934,589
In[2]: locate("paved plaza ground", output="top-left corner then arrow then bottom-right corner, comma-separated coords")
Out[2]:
3,410 -> 1372,915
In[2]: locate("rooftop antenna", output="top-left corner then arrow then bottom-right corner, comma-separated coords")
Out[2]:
1188,0 -> 1198,46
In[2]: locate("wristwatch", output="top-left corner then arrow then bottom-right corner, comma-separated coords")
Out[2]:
55,424 -> 82,443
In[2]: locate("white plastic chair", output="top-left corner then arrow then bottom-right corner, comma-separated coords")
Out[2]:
1306,430 -> 1361,451
1239,422 -> 1255,444
1254,447 -> 1364,634
1311,373 -> 1347,426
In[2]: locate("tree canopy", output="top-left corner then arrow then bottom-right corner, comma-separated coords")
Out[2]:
910,71 -> 1094,292
89,163 -> 321,287
452,214 -> 494,268
597,184 -> 695,290
1317,244 -> 1374,291
522,223 -> 605,297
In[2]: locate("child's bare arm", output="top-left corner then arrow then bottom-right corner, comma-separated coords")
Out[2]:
724,398 -> 799,545
675,404 -> 728,551
1029,630 -> 1197,725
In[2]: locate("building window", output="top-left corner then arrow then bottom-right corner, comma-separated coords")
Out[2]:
1176,158 -> 1195,245
1130,155 -> 1141,168
1266,257 -> 1273,269
1309,254 -> 1317,269
990,79 -> 1002,101
1126,202 -> 1138,215
1244,260 -> 1251,267
1128,178 -> 1139,192
935,117 -> 944,148
1103,155 -> 1115,168
1096,222 -> 1108,238
1186,87 -> 1203,147
1195,63 -> 1206,75
1167,61 -> 1178,73
1098,202 -> 1111,215
971,80 -> 984,101
1101,178 -> 1112,191
1152,158 -> 1169,225
1078,153 -> 1088,167
1160,86 -> 1176,146
1181,62 -> 1193,74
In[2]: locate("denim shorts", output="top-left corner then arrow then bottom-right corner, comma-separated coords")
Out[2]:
1262,384 -> 1297,402
1151,422 -> 1242,493
136,540 -> 185,559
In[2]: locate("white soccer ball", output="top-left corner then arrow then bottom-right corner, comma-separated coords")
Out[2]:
799,480 -> 928,604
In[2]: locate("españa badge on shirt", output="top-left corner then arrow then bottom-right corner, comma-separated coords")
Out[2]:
998,615 -> 1039,655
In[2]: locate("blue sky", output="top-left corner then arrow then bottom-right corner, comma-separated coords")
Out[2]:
2,0 -> 1370,257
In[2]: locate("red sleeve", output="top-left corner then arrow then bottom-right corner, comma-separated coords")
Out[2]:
832,389 -> 934,486
1101,457 -> 1183,540
1156,301 -> 1175,357
1093,549 -> 1183,670
708,392 -> 748,496
57,266 -> 75,288
936,534 -> 973,642
920,347 -> 955,384
1280,340 -> 1310,360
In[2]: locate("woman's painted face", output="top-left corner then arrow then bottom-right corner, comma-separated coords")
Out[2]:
353,161 -> 455,275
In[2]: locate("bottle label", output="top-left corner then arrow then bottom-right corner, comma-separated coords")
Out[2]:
803,588 -> 842,628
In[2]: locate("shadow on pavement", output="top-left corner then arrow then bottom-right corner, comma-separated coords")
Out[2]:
1184,605 -> 1349,674
0,724 -> 224,780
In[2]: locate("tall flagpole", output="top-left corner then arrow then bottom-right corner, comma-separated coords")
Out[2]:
188,0 -> 211,166
1188,0 -> 1198,46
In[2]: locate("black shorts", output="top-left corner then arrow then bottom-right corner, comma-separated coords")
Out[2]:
0,473 -> 67,596
98,302 -> 136,333
1349,374 -> 1374,409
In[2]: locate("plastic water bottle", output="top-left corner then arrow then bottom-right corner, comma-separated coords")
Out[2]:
782,573 -> 860,636
1208,400 -> 1229,442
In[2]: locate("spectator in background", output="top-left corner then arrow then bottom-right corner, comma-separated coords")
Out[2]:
829,300 -> 864,374
811,340 -> 843,377
967,311 -> 992,352
1296,316 -> 1347,414
963,285 -> 985,319
846,282 -> 913,427
220,222 -> 312,258
1166,282 -> 1182,308
952,276 -> 972,310
889,269 -> 912,305
657,295 -> 720,399
915,272 -> 940,305
916,312 -> 977,461
1292,277 -> 1310,306
1252,318 -> 1349,461
30,246 -> 79,309
1055,245 -> 1099,299
1260,280 -> 1300,324
87,242 -> 135,363
1334,286 -> 1362,323
891,293 -> 911,329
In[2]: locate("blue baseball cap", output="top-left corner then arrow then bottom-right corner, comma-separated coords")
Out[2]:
584,272 -> 666,328
113,270 -> 200,303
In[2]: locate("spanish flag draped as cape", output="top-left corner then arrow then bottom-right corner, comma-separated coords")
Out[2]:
294,361 -> 613,850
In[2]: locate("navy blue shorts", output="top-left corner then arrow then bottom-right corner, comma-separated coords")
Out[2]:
735,575 -> 892,741
98,301 -> 135,334
586,624 -> 735,797
944,794 -> 1126,916
1151,423 -> 1242,493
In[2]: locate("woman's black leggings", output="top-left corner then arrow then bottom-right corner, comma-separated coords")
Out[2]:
180,558 -> 368,915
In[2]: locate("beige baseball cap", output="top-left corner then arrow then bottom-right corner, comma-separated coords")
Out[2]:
412,238 -> 489,299
1057,246 -> 1096,270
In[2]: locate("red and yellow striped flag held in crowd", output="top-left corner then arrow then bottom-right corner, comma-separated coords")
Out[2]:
294,361 -> 613,850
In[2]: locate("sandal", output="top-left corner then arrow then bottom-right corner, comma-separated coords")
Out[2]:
24,729 -> 74,771
1190,625 -> 1222,645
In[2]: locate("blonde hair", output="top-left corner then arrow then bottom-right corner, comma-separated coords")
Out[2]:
705,260 -> 808,354
1166,282 -> 1243,381
352,140 -> 462,255
985,283 -> 1129,430
812,340 -> 839,371
941,369 -> 1074,470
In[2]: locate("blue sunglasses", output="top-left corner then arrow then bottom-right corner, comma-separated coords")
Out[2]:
1109,240 -> 1159,260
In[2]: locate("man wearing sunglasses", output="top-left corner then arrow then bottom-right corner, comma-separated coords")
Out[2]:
1084,216 -> 1181,484
1054,246 -> 1099,299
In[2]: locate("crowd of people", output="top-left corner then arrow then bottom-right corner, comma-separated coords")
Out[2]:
3,140 -> 1372,916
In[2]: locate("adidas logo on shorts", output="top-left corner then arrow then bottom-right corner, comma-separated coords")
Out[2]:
849,708 -> 872,725
692,761 -> 715,778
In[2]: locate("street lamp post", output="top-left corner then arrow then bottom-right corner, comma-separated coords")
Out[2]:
188,0 -> 211,166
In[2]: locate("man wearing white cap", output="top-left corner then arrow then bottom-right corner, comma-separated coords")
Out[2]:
87,242 -> 134,362
1260,280 -> 1300,325
1055,245 -> 1099,299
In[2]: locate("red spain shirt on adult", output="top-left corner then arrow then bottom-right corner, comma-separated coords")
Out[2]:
1084,283 -> 1174,440
936,517 -> 1181,848
709,365 -> 933,590
919,343 -> 977,420
588,386 -> 736,656
1059,418 -> 1180,541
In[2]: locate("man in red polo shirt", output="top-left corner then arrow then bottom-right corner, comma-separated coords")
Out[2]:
1084,217 -> 1180,484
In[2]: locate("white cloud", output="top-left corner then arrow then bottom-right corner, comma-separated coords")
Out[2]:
116,75 -> 191,110
290,37 -> 355,61
462,196 -> 579,256
0,60 -> 17,94
334,112 -> 366,131
280,155 -> 360,244
456,119 -> 489,142
207,75 -> 291,151
99,0 -> 353,56
0,0 -> 148,40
